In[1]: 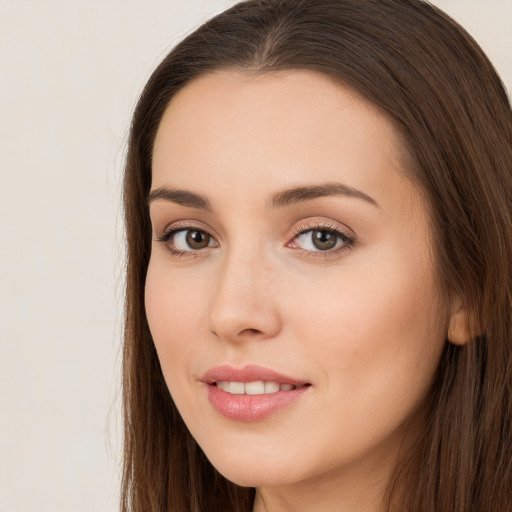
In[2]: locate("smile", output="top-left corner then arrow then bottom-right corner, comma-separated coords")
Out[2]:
215,381 -> 302,394
202,365 -> 311,421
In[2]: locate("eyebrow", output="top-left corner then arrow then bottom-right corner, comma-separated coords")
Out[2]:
147,181 -> 379,210
147,187 -> 212,211
269,182 -> 379,209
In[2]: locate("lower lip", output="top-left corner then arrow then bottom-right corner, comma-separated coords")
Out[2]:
206,384 -> 310,421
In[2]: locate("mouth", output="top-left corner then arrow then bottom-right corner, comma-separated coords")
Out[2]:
202,364 -> 310,391
213,380 -> 309,395
201,365 -> 311,420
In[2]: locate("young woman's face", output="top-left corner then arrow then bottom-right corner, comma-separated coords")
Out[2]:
146,70 -> 451,502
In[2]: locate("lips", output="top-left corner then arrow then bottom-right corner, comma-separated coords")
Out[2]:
202,365 -> 311,421
202,364 -> 309,386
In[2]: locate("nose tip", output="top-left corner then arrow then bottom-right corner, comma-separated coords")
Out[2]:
207,259 -> 281,343
209,293 -> 281,343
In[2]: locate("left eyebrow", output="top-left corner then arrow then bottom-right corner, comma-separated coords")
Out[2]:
268,182 -> 379,209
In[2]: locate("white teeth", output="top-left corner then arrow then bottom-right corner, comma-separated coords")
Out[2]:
264,381 -> 280,393
229,382 -> 245,395
217,381 -> 231,392
245,381 -> 265,395
216,380 -> 297,395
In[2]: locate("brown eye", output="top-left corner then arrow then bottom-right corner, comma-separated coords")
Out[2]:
311,230 -> 337,250
185,230 -> 211,249
159,228 -> 217,253
290,226 -> 354,254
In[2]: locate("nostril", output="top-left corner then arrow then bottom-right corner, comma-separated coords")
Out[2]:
208,290 -> 281,341
240,328 -> 262,335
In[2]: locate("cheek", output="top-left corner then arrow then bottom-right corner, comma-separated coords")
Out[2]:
275,268 -> 445,469
144,260 -> 207,385
285,254 -> 446,403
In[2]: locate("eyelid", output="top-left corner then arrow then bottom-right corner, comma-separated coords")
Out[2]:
154,220 -> 220,257
156,220 -> 219,241
287,219 -> 356,256
292,218 -> 355,240
153,217 -> 356,258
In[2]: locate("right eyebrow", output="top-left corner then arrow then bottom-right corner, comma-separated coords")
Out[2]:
147,186 -> 213,211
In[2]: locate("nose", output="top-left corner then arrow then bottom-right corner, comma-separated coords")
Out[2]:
207,249 -> 282,343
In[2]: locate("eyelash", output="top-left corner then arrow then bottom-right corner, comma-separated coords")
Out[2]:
155,222 -> 355,259
289,222 -> 355,258
155,223 -> 215,259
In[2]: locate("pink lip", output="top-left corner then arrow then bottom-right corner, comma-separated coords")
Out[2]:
202,364 -> 308,386
202,365 -> 311,422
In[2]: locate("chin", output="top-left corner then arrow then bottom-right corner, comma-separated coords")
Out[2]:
204,447 -> 305,488
216,465 -> 296,488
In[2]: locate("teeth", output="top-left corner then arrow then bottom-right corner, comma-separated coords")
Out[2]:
229,382 -> 245,395
245,381 -> 265,395
217,381 -> 229,392
216,380 -> 298,395
264,381 -> 280,393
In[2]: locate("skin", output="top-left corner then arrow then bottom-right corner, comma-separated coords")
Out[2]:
145,70 -> 462,512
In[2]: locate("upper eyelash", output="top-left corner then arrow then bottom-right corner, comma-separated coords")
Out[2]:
292,222 -> 355,244
155,224 -> 215,257
155,221 -> 210,243
154,221 -> 355,257
155,227 -> 183,244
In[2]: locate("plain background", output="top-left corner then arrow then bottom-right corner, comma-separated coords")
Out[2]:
0,1 -> 510,511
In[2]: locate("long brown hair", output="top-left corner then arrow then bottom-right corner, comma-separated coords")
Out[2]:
121,1 -> 512,510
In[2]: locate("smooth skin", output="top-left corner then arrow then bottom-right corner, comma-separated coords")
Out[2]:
145,70 -> 468,512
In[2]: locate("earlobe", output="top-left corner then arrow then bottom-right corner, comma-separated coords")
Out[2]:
447,301 -> 472,346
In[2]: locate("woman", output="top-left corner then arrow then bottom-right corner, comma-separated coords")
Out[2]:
121,1 -> 512,511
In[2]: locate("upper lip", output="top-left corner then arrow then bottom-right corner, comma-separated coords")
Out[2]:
202,364 -> 309,386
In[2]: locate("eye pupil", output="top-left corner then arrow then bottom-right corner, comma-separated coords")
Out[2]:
186,230 -> 210,249
312,230 -> 337,250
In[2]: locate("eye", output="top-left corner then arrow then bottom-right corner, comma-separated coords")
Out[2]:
288,225 -> 354,254
156,226 -> 218,256
174,229 -> 214,250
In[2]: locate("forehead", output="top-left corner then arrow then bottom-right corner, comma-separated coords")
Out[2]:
152,69 -> 416,214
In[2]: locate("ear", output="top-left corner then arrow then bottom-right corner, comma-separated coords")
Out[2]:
447,299 -> 472,346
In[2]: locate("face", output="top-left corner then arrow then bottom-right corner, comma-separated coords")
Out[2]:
146,70 -> 451,503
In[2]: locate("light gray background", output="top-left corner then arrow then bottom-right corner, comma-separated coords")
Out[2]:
0,1 -> 510,511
